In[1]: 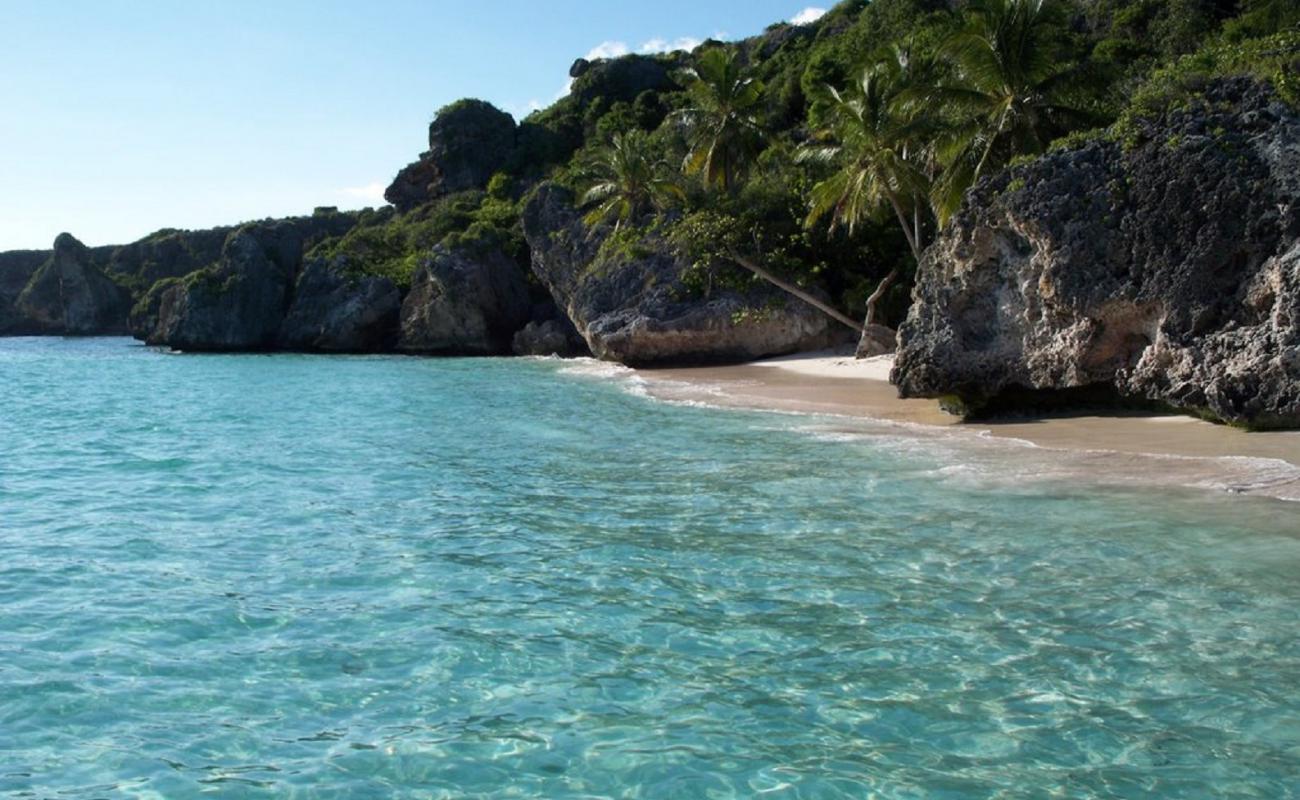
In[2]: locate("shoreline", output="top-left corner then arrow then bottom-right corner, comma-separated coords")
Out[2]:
634,350 -> 1300,503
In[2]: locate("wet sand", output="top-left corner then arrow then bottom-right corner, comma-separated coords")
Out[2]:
635,350 -> 1300,501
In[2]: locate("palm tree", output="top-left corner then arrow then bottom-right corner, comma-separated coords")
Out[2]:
800,50 -> 933,328
579,130 -> 684,232
675,47 -> 766,193
929,0 -> 1095,222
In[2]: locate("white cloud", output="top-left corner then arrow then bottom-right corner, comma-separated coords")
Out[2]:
338,181 -> 386,204
521,32 -> 703,118
639,36 -> 702,54
586,35 -> 702,63
509,80 -> 574,121
586,41 -> 631,60
791,7 -> 827,25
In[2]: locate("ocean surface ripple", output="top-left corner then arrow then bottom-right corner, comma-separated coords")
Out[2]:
1,338 -> 1298,798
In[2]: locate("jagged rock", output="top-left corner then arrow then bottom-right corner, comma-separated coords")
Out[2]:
15,234 -> 130,334
893,78 -> 1300,429
522,184 -> 840,366
149,231 -> 293,351
277,258 -> 401,352
397,246 -> 531,355
128,277 -> 179,343
512,302 -> 590,357
385,100 -> 518,212
384,159 -> 443,215
569,58 -> 591,79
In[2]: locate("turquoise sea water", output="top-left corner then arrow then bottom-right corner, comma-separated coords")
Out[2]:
1,337 -> 1298,799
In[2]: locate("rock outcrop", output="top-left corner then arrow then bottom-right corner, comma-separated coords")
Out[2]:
523,184 -> 840,366
15,234 -> 131,334
277,258 -> 401,352
146,231 -> 293,351
512,302 -> 591,357
397,246 -> 532,355
567,54 -> 675,108
893,78 -> 1300,429
385,100 -> 519,212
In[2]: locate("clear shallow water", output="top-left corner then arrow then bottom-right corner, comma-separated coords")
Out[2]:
1,338 -> 1298,799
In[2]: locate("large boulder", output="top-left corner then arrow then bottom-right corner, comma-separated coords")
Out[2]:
397,246 -> 531,355
522,184 -> 839,366
893,78 -> 1300,429
15,234 -> 130,334
147,230 -> 293,351
385,100 -> 518,212
277,258 -> 401,352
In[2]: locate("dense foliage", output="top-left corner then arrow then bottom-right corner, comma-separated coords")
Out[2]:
320,0 -> 1298,327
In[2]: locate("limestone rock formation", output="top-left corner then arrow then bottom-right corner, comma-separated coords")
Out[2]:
15,234 -> 131,335
147,231 -> 293,351
893,78 -> 1300,429
523,184 -> 839,366
277,258 -> 401,353
397,246 -> 532,355
385,100 -> 518,212
512,302 -> 591,357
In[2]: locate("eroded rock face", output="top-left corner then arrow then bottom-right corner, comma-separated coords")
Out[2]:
397,246 -> 531,355
15,234 -> 130,335
149,231 -> 293,351
523,184 -> 839,366
512,302 -> 590,357
277,259 -> 401,353
893,79 -> 1300,428
385,100 -> 518,212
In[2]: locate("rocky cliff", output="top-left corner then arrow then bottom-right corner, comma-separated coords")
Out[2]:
523,184 -> 840,366
385,100 -> 520,212
15,234 -> 131,335
397,245 -> 532,355
893,79 -> 1300,429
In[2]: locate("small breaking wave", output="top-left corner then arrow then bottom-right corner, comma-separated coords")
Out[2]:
555,358 -> 1300,504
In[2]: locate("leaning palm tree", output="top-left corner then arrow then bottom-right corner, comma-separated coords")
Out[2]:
579,130 -> 684,232
675,47 -> 766,193
929,0 -> 1095,222
800,51 -> 933,328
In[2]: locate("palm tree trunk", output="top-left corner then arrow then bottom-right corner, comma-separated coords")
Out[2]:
728,252 -> 864,333
863,266 -> 902,327
866,193 -> 925,329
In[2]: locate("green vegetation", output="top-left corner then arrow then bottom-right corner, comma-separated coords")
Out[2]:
307,191 -> 527,288
676,47 -> 768,192
578,130 -> 685,231
308,0 -> 1295,330
800,50 -> 932,324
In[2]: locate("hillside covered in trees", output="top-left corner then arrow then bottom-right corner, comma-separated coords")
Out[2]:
349,0 -> 1298,338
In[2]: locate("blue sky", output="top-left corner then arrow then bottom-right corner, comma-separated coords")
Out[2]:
0,1 -> 827,250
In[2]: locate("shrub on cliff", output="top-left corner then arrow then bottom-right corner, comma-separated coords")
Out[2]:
308,192 -> 528,289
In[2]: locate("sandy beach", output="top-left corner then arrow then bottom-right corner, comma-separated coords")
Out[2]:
637,349 -> 1300,502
